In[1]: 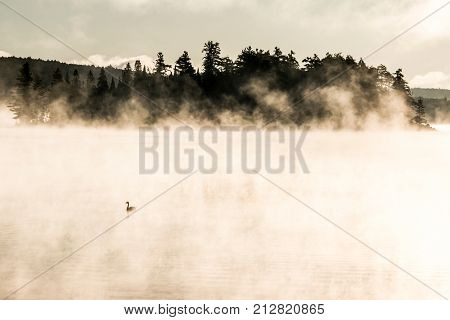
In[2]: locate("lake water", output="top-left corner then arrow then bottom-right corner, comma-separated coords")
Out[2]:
0,127 -> 449,299
432,124 -> 450,132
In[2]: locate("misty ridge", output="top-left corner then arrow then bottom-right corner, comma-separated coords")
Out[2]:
0,41 -> 433,129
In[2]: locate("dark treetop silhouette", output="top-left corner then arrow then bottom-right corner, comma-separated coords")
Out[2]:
2,41 -> 429,128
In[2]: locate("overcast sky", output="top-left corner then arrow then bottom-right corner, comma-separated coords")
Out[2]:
0,0 -> 449,88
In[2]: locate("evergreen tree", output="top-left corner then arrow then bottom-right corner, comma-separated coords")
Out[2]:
344,55 -> 357,66
392,68 -> 411,96
64,71 -> 70,84
202,41 -> 222,77
413,97 -> 427,125
117,63 -> 132,98
154,52 -> 171,76
123,62 -> 133,85
273,47 -> 283,60
16,61 -> 33,103
376,65 -> 393,91
72,69 -> 81,89
142,65 -> 148,81
86,70 -> 95,90
235,47 -> 274,74
270,48 -> 299,70
134,60 -> 142,73
96,67 -> 109,95
220,56 -> 235,74
110,77 -> 116,92
51,68 -> 63,86
301,54 -> 322,71
358,58 -> 368,70
68,69 -> 82,109
174,51 -> 195,76
33,73 -> 43,91
285,50 -> 299,69
133,60 -> 145,87
8,62 -> 34,121
32,73 -> 50,123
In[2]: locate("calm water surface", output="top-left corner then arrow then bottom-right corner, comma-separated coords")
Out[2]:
0,127 -> 449,299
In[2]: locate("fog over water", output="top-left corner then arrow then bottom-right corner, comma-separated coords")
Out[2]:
0,124 -> 449,299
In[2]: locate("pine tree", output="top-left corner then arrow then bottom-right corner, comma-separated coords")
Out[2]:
32,73 -> 49,123
392,68 -> 411,96
358,58 -> 368,70
392,68 -> 415,110
68,69 -> 82,106
273,47 -> 283,60
202,41 -> 222,77
376,65 -> 394,91
301,54 -> 322,71
96,67 -> 109,95
110,77 -> 116,92
142,65 -> 148,80
51,68 -> 63,86
72,69 -> 81,89
220,56 -> 234,74
286,50 -> 299,69
64,71 -> 70,84
8,62 -> 34,121
413,97 -> 427,125
134,60 -> 142,73
16,61 -> 33,103
154,52 -> 171,76
133,60 -> 144,86
122,63 -> 132,85
117,63 -> 132,98
86,70 -> 95,90
174,51 -> 195,76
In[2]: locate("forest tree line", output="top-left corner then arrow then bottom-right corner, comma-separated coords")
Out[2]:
6,41 -> 428,127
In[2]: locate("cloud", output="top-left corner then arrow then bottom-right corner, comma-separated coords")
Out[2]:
107,0 -> 255,11
68,15 -> 92,43
0,50 -> 12,57
68,0 -> 261,13
72,54 -> 154,69
409,71 -> 450,89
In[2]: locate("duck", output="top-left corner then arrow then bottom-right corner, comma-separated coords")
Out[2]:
125,201 -> 136,213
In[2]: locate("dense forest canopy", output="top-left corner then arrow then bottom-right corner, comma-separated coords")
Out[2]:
1,41 -> 430,128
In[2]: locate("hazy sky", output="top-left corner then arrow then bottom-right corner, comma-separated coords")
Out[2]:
0,0 -> 449,88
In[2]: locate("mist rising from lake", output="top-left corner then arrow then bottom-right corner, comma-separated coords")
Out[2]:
431,123 -> 450,132
0,126 -> 449,299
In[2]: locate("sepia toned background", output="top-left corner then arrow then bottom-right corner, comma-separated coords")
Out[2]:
0,127 -> 448,299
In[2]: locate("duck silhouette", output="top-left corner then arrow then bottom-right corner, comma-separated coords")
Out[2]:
125,201 -> 136,213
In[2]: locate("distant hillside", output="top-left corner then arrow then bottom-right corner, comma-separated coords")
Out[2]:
411,88 -> 450,99
411,88 -> 450,122
0,56 -> 121,96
